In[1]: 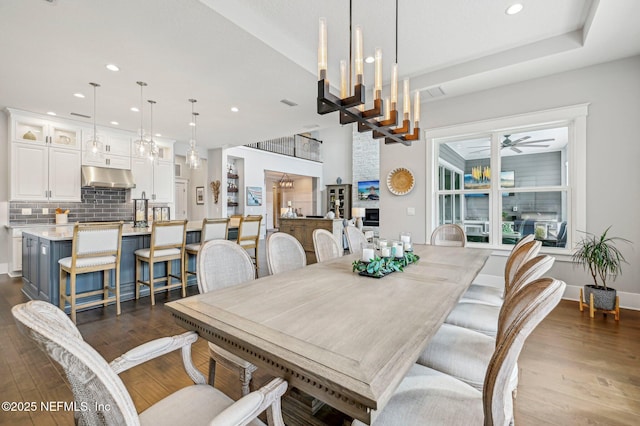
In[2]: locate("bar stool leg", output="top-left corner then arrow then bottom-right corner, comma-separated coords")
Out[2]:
167,260 -> 173,296
115,266 -> 121,316
149,260 -> 156,306
59,268 -> 66,311
70,273 -> 77,324
181,256 -> 186,298
103,270 -> 109,307
135,256 -> 141,300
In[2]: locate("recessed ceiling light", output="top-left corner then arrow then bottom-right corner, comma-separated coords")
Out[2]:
155,133 -> 162,137
106,64 -> 120,71
365,56 -> 375,64
130,107 -> 139,112
46,111 -> 56,116
231,107 -> 239,112
505,3 -> 523,15
74,93 -> 85,98
110,121 -> 119,125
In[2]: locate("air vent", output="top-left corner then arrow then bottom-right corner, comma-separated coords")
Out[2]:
280,99 -> 298,107
70,112 -> 91,118
426,86 -> 446,98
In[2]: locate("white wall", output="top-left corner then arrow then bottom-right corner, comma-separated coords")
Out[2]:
215,146 -> 324,233
380,55 -> 640,297
0,114 -> 8,273
317,125 -> 352,211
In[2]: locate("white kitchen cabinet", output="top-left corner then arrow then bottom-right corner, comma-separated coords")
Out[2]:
8,110 -> 82,201
10,142 -> 81,201
81,129 -> 131,169
130,142 -> 174,202
12,114 -> 81,149
153,160 -> 174,203
10,143 -> 81,201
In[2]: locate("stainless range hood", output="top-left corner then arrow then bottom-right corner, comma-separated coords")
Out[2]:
81,166 -> 136,189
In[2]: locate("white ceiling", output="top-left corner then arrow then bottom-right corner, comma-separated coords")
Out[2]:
1,0 -> 639,150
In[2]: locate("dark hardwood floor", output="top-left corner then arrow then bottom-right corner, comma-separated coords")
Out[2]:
1,271 -> 639,425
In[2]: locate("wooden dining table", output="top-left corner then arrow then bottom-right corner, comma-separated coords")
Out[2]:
166,244 -> 491,424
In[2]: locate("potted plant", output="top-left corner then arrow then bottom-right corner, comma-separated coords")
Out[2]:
572,226 -> 631,310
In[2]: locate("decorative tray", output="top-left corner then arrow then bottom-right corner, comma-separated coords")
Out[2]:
387,167 -> 415,196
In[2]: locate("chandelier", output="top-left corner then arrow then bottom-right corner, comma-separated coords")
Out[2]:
278,173 -> 294,190
317,0 -> 420,146
186,98 -> 201,169
86,82 -> 103,156
134,81 -> 149,157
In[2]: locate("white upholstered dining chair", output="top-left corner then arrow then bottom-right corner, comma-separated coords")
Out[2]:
344,225 -> 367,255
416,253 -> 556,393
460,235 -> 538,306
185,217 -> 229,277
430,223 -> 467,247
197,239 -> 258,395
352,277 -> 565,426
266,232 -> 307,275
12,300 -> 288,426
445,252 -> 554,337
312,228 -> 343,263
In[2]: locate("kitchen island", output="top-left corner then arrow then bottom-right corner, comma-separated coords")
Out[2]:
21,222 -> 204,308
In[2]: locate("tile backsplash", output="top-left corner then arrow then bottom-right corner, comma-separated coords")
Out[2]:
8,188 -> 166,225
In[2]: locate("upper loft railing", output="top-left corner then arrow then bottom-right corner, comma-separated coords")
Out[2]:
245,134 -> 322,163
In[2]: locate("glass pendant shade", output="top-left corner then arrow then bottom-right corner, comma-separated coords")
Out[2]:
134,81 -> 149,158
186,99 -> 200,169
85,82 -> 103,157
147,100 -> 159,163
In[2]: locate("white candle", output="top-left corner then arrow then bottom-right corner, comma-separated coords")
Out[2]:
379,239 -> 388,248
394,242 -> 404,258
403,241 -> 412,251
355,26 -> 363,83
340,59 -> 348,98
318,18 -> 327,81
390,64 -> 398,106
381,246 -> 391,257
362,248 -> 375,262
414,90 -> 420,126
374,48 -> 382,99
400,234 -> 411,243
403,79 -> 411,120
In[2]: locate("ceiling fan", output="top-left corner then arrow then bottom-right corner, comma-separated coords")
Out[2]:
470,134 -> 555,154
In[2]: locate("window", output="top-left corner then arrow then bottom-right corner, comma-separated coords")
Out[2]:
427,105 -> 588,252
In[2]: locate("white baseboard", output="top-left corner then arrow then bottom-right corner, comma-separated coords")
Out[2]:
563,284 -> 640,311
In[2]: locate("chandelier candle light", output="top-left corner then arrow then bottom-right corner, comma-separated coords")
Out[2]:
186,99 -> 201,169
317,0 -> 420,146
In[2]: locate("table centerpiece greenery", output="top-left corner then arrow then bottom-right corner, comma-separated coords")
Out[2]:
352,251 -> 420,278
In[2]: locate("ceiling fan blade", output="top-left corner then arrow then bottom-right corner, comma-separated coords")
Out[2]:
510,147 -> 522,153
516,138 -> 555,145
510,136 -> 531,144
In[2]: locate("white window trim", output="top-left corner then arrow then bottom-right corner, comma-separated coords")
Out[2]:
425,104 -> 588,253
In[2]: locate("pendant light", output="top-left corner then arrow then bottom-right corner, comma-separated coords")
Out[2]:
134,81 -> 148,157
86,82 -> 103,156
186,98 -> 201,169
147,100 -> 159,162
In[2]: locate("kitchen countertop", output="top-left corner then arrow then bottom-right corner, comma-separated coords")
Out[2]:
20,221 -> 204,241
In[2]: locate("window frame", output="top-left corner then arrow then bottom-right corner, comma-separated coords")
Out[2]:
425,104 -> 588,254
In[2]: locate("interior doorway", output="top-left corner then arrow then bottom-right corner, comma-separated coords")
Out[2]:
174,178 -> 188,220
